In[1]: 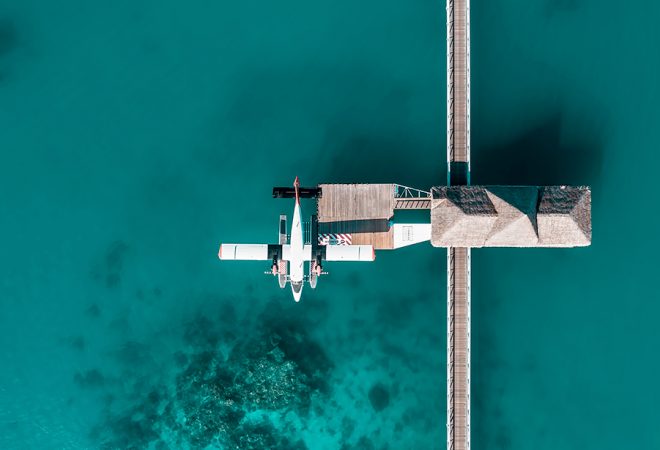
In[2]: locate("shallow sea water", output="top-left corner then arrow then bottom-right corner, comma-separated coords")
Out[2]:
0,0 -> 659,449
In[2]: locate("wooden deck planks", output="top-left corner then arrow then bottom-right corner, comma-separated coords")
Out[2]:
447,247 -> 470,450
318,220 -> 394,249
317,184 -> 395,222
351,231 -> 393,249
449,0 -> 469,164
447,0 -> 471,449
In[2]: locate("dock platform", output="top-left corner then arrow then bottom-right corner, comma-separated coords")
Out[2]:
316,184 -> 431,250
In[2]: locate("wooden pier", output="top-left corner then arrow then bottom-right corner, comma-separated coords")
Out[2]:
316,184 -> 431,250
447,0 -> 470,169
446,0 -> 471,448
447,247 -> 470,450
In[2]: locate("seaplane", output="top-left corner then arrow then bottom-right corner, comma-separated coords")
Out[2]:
218,177 -> 375,302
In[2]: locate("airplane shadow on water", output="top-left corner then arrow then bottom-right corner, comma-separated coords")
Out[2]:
318,131 -> 444,190
0,18 -> 17,56
470,110 -> 605,448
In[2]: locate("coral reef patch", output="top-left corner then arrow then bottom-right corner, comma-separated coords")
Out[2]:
88,302 -> 331,449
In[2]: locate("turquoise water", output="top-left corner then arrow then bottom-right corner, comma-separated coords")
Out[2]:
0,0 -> 659,448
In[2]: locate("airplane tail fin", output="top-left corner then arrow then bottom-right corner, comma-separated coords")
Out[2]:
294,176 -> 300,204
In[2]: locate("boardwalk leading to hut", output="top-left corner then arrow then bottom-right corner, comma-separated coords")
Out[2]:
447,0 -> 470,167
446,0 -> 471,449
447,247 -> 470,450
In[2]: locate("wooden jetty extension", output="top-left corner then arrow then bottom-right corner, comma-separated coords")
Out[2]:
447,0 -> 470,174
316,184 -> 432,250
447,247 -> 470,450
446,0 -> 471,449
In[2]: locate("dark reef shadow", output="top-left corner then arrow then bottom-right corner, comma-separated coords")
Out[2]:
0,18 -> 17,81
90,241 -> 130,289
0,19 -> 16,57
545,0 -> 579,16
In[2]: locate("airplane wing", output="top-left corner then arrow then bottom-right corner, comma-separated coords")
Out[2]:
323,245 -> 375,261
219,243 -> 375,262
219,244 -> 278,260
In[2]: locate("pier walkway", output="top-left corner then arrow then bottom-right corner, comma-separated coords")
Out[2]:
446,0 -> 471,449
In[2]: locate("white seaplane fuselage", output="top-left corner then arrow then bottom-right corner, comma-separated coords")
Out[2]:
288,181 -> 305,301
